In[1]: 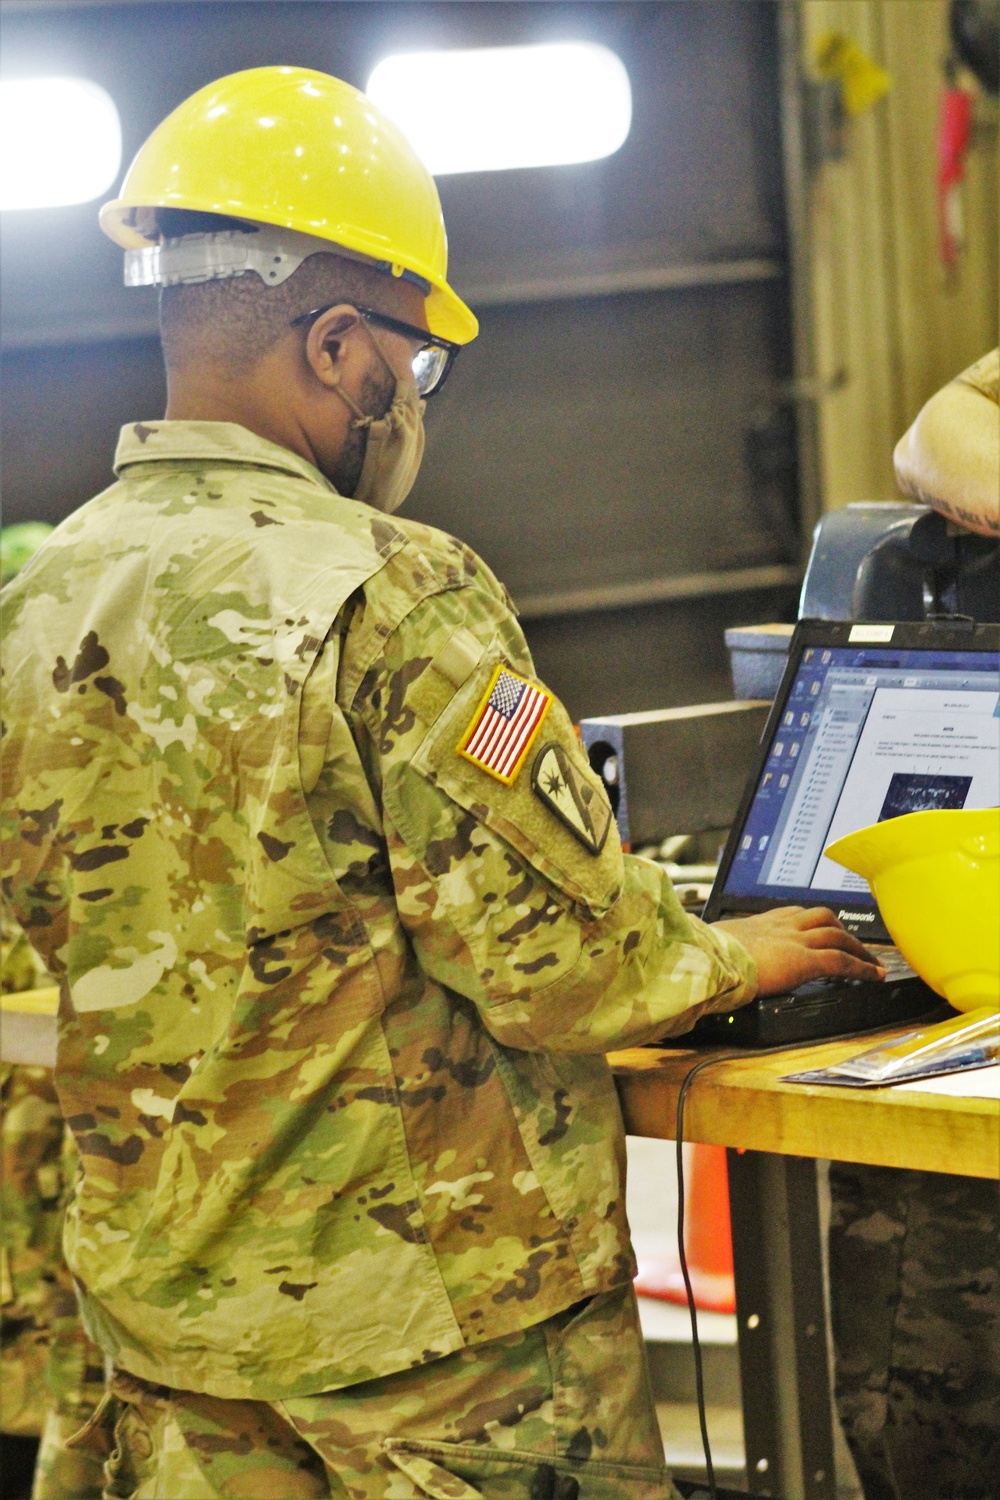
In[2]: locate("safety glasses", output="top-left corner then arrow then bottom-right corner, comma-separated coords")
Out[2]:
290,303 -> 460,397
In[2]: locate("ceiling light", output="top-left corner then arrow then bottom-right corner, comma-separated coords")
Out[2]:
367,42 -> 632,176
0,77 -> 122,211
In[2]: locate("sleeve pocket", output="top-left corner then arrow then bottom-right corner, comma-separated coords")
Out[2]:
406,647 -> 623,919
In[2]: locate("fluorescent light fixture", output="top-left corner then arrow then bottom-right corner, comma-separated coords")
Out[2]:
367,41 -> 632,176
0,77 -> 122,211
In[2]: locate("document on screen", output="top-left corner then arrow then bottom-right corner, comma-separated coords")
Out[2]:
811,687 -> 1000,893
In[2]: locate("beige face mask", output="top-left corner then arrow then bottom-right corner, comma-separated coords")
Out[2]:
334,325 -> 427,514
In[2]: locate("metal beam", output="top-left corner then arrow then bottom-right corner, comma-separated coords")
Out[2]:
1,311 -> 162,353
1,258 -> 783,354
515,564 -> 802,621
460,257 -> 783,309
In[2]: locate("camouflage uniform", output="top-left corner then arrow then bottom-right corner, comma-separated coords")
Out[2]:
829,1164 -> 1000,1500
1,1048 -> 61,1441
68,1284 -> 676,1498
954,345 -> 999,405
1,921 -> 106,1499
1,421 -> 755,1491
828,346 -> 1000,1500
3,507 -> 106,1498
1,525 -> 62,1454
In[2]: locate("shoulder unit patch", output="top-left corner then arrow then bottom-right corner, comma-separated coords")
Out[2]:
457,664 -> 552,785
531,741 -> 612,855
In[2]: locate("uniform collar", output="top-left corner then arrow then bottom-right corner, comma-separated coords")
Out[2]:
113,420 -> 337,492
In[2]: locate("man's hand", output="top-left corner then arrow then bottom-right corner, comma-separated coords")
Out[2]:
714,907 -> 886,996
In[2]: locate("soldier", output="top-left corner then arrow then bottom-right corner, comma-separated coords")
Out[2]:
1,918 -> 60,1494
0,68 -> 882,1498
1,524 -> 106,1500
828,350 -> 1000,1500
894,347 -> 999,537
0,1044 -> 107,1500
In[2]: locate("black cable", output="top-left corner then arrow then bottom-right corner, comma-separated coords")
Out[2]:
675,1054 -> 740,1500
670,1011 -> 943,1500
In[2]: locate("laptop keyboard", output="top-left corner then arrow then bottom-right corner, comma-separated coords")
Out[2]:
869,944 -> 917,981
794,944 -> 917,995
682,942 -> 939,1046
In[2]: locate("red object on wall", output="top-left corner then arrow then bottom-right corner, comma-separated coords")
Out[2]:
937,87 -> 973,267
633,1143 -> 736,1315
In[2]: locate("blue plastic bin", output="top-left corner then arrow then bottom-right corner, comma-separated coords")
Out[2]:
724,623 -> 794,701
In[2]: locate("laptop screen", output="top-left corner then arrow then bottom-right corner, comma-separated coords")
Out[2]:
721,643 -> 1000,907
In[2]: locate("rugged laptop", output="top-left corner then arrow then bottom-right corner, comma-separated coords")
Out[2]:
690,618 -> 1000,1046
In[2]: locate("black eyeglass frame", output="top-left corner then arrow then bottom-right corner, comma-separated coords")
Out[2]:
290,302 -> 460,397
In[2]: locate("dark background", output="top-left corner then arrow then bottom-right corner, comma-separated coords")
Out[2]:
1,1 -> 801,718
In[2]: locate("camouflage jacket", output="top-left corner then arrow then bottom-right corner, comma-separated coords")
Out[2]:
2,922 -> 64,1435
0,421 -> 755,1401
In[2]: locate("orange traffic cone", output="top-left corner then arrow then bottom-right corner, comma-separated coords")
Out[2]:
633,1144 -> 736,1314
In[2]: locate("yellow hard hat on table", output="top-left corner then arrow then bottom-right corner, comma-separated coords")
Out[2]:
826,807 -> 1000,1013
99,65 -> 478,346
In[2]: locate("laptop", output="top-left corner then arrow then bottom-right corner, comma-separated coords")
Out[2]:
689,618 -> 1000,1047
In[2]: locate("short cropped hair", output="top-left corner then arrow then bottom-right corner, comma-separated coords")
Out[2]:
157,211 -> 394,370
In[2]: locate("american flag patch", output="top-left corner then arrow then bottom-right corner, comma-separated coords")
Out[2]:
457,665 -> 552,785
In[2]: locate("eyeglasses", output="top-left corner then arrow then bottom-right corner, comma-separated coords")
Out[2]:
290,303 -> 460,397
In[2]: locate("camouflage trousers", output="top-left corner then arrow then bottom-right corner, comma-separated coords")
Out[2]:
828,1163 -> 1000,1500
1,1062 -> 106,1498
69,1286 -> 676,1498
30,1281 -> 107,1500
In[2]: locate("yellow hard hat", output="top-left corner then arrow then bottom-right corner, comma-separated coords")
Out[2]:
825,808 -> 1000,1013
99,65 -> 477,345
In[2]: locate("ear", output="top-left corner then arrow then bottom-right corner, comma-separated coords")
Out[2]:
303,305 -> 362,389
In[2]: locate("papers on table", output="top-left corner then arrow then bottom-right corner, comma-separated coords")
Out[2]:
894,1065 -> 1000,1101
784,1009 -> 999,1089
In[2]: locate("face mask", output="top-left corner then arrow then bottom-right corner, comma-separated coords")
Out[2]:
346,381 -> 426,515
333,323 -> 427,514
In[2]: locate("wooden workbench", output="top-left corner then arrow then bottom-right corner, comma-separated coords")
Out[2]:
609,1034 -> 999,1178
610,1038 -> 998,1500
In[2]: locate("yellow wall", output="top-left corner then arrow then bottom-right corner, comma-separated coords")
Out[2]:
800,0 -> 999,508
